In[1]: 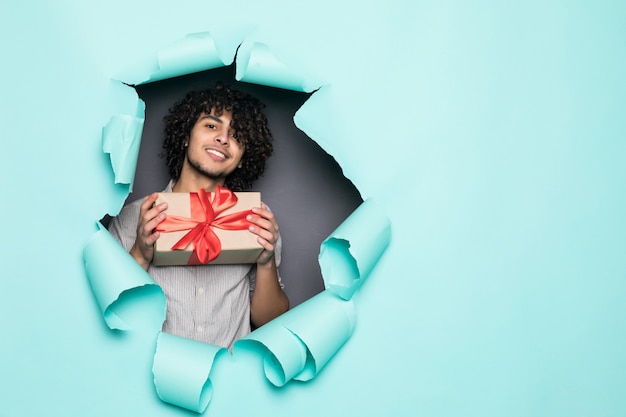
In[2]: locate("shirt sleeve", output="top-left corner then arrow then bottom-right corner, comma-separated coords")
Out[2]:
107,199 -> 142,251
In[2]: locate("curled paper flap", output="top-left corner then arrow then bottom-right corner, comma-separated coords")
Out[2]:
101,99 -> 146,188
152,332 -> 226,413
292,85 -> 363,196
319,198 -> 392,300
117,32 -> 229,86
237,290 -> 355,386
283,291 -> 356,381
83,223 -> 166,331
235,323 -> 308,387
293,84 -> 341,159
236,41 -> 320,92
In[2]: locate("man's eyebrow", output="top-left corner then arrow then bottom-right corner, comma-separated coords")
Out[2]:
200,114 -> 223,124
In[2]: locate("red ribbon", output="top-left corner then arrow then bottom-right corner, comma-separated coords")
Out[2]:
155,187 -> 253,264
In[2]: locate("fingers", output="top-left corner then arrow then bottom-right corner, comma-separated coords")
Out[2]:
140,192 -> 159,212
132,193 -> 168,268
247,205 -> 278,251
138,193 -> 167,239
141,205 -> 167,239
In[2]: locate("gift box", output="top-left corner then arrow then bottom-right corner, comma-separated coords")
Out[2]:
153,187 -> 263,266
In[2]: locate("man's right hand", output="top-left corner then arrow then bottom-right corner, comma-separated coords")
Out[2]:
130,193 -> 168,270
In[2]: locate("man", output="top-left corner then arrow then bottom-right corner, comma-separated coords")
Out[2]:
109,82 -> 289,348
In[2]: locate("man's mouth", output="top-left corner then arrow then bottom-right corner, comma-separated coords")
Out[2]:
206,149 -> 227,160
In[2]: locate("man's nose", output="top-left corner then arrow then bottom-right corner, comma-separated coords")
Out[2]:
215,135 -> 229,145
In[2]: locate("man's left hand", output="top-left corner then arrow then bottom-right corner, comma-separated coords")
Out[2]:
247,203 -> 279,266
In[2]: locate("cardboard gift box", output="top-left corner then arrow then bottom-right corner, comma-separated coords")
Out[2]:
153,188 -> 263,266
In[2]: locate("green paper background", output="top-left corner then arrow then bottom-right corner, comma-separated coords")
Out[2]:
2,1 -> 626,416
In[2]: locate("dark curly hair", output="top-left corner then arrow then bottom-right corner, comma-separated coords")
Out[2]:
162,82 -> 273,191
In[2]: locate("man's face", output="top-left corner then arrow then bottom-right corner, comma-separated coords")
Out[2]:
183,110 -> 245,184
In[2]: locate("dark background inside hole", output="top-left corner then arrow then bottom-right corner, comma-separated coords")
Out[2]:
119,65 -> 363,308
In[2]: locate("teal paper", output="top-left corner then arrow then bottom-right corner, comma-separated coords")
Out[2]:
237,290 -> 356,385
152,332 -> 226,413
234,322 -> 308,387
292,85 -> 358,196
280,290 -> 356,382
319,198 -> 392,300
292,84 -> 341,156
3,2 -> 626,417
236,41 -> 321,92
101,99 -> 145,188
117,32 -> 230,85
83,223 -> 166,331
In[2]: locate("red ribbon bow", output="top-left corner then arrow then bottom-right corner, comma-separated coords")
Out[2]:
155,187 -> 253,264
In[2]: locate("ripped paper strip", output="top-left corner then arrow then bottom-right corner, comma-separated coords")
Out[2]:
83,223 -> 166,331
236,41 -> 321,92
319,198 -> 392,300
152,332 -> 226,413
102,102 -> 145,188
117,32 -> 229,86
236,290 -> 355,386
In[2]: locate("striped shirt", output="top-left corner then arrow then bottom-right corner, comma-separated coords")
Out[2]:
108,182 -> 282,348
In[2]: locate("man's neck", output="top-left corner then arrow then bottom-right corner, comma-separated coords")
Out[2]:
171,173 -> 225,193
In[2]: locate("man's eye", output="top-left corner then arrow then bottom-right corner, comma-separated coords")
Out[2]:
205,124 -> 215,129
232,133 -> 238,140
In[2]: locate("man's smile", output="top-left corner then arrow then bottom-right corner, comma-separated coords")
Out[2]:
206,147 -> 228,160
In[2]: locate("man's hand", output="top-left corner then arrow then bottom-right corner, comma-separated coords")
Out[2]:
247,203 -> 279,266
130,193 -> 167,270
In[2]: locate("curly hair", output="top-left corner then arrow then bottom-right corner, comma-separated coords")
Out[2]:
162,82 -> 273,191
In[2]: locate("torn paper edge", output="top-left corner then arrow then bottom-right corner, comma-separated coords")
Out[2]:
83,223 -> 166,331
152,332 -> 227,413
236,290 -> 357,386
319,198 -> 392,300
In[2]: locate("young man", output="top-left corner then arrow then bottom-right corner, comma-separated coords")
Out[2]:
109,83 -> 289,348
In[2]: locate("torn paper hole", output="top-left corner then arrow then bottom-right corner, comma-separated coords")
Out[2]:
85,30 -> 391,412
